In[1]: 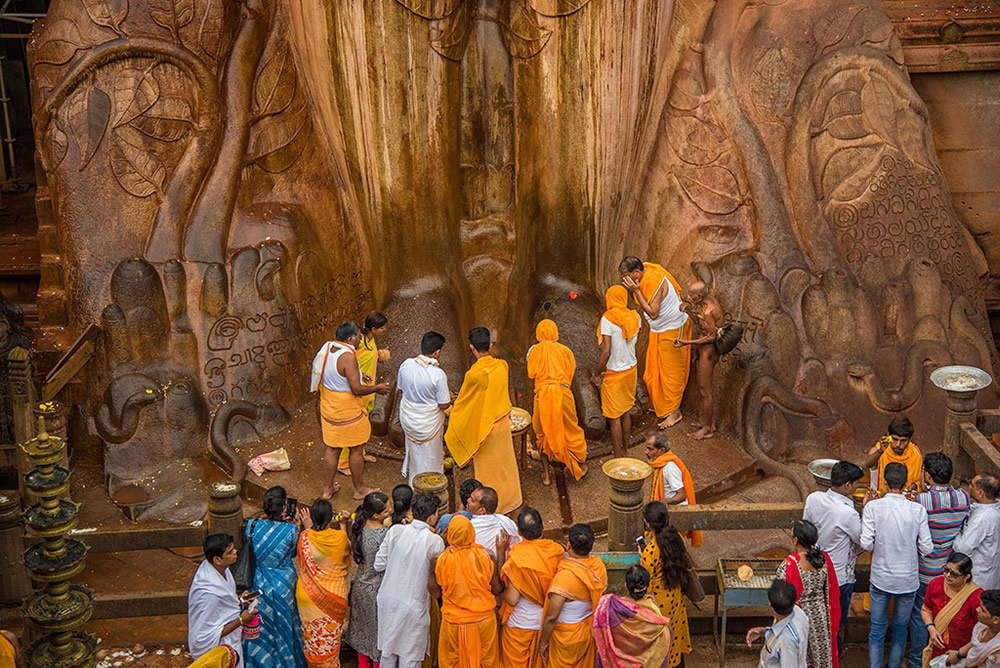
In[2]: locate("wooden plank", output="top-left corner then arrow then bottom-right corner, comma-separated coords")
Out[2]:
92,590 -> 188,619
41,324 -> 100,400
960,423 -> 1000,475
668,502 -> 805,531
976,409 -> 1000,436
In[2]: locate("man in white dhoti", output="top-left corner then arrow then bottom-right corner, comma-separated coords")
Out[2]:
187,533 -> 256,667
396,331 -> 452,485
469,486 -> 521,560
374,492 -> 445,668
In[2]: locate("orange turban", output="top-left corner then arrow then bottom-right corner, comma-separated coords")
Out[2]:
536,319 -> 559,342
447,514 -> 477,549
599,286 -> 640,343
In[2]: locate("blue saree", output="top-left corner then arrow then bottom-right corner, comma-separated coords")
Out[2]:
244,519 -> 308,668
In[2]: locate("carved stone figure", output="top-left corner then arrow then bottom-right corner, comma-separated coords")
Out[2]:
29,0 -> 998,512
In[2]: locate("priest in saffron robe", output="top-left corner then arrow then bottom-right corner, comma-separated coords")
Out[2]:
428,515 -> 503,668
499,507 -> 566,668
863,415 -> 923,496
527,319 -> 589,485
539,524 -> 608,668
646,433 -> 703,548
619,256 -> 690,430
591,285 -> 641,459
445,327 -> 523,514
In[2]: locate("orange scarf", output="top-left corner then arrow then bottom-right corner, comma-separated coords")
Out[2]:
499,538 -> 566,624
875,439 -> 923,495
649,452 -> 703,547
445,355 -> 513,466
437,516 -> 497,623
528,320 -> 575,385
638,263 -> 682,304
598,286 -> 640,343
547,556 -> 608,610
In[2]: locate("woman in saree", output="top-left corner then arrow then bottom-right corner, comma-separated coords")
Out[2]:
920,552 -> 982,667
594,564 -> 672,668
296,498 -> 353,668
344,492 -> 391,668
640,502 -> 692,667
777,519 -> 840,668
244,486 -> 308,668
339,311 -> 389,473
187,646 -> 239,668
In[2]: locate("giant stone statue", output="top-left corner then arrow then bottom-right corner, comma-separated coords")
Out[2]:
29,0 -> 998,517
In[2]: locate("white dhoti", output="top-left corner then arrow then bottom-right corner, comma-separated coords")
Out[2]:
399,396 -> 446,485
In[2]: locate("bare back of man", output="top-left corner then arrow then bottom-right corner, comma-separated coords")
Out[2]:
676,282 -> 722,440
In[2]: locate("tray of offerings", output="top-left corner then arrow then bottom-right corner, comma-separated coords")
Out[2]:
714,558 -> 785,667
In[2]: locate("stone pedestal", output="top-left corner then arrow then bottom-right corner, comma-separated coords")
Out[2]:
207,481 -> 244,548
602,458 -> 652,552
930,366 -> 992,481
413,472 -> 450,514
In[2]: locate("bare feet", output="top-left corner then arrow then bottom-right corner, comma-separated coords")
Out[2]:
658,410 -> 683,430
353,486 -> 379,500
541,473 -> 552,486
577,463 -> 589,479
689,426 -> 715,440
363,452 -> 377,464
321,482 -> 341,500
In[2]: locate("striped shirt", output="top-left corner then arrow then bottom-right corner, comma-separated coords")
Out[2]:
916,485 -> 971,584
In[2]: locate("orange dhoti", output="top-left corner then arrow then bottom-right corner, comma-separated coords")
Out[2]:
438,615 -> 499,668
532,385 -> 587,480
473,416 -> 523,514
319,385 -> 370,448
643,324 -> 690,419
500,626 -> 541,668
547,618 -> 597,668
600,366 -> 637,419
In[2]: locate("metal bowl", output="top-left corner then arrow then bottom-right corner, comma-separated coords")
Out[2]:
930,365 -> 992,393
807,458 -> 839,489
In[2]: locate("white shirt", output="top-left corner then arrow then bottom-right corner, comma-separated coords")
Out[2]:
661,463 -> 688,506
953,501 -> 1000,590
803,488 -> 862,585
557,598 -> 593,624
187,560 -> 243,667
644,276 -> 688,333
506,584 -> 544,630
471,513 -> 521,560
397,355 -> 450,406
860,493 -> 933,594
374,520 -> 445,662
599,316 -> 638,372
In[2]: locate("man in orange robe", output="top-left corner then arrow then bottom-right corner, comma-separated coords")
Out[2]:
527,319 -> 588,485
499,507 -> 566,668
863,415 -> 923,496
591,285 -> 641,459
445,327 -> 522,514
539,524 -> 608,668
428,515 -> 504,668
619,256 -> 690,430
646,433 -> 703,548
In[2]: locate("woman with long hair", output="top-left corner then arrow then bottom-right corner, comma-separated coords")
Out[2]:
390,484 -> 413,526
344,492 -> 391,668
777,519 -> 840,668
339,311 -> 389,474
295,499 -> 352,667
593,564 -> 673,667
244,486 -> 307,668
919,552 -> 982,667
640,501 -> 692,667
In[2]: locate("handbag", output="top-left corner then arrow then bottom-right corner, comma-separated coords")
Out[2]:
714,323 -> 744,355
682,565 -> 706,603
232,519 -> 258,593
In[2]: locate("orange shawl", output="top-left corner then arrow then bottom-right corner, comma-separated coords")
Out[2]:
638,263 -> 682,306
875,438 -> 923,495
499,538 -> 566,624
598,286 -> 641,344
527,320 -> 588,480
297,528 -> 351,618
546,556 -> 608,611
649,452 -> 703,547
445,355 -> 513,467
437,516 -> 497,623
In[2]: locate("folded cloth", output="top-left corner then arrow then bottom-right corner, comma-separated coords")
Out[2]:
247,448 -> 291,477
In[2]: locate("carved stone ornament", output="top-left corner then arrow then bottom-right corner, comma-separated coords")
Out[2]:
29,0 -> 999,517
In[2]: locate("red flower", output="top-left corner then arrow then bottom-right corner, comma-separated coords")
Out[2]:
569,291 -> 578,300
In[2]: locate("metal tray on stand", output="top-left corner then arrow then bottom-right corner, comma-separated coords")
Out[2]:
714,558 -> 784,667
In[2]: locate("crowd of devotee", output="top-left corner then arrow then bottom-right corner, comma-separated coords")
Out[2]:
81,253 -> 999,668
